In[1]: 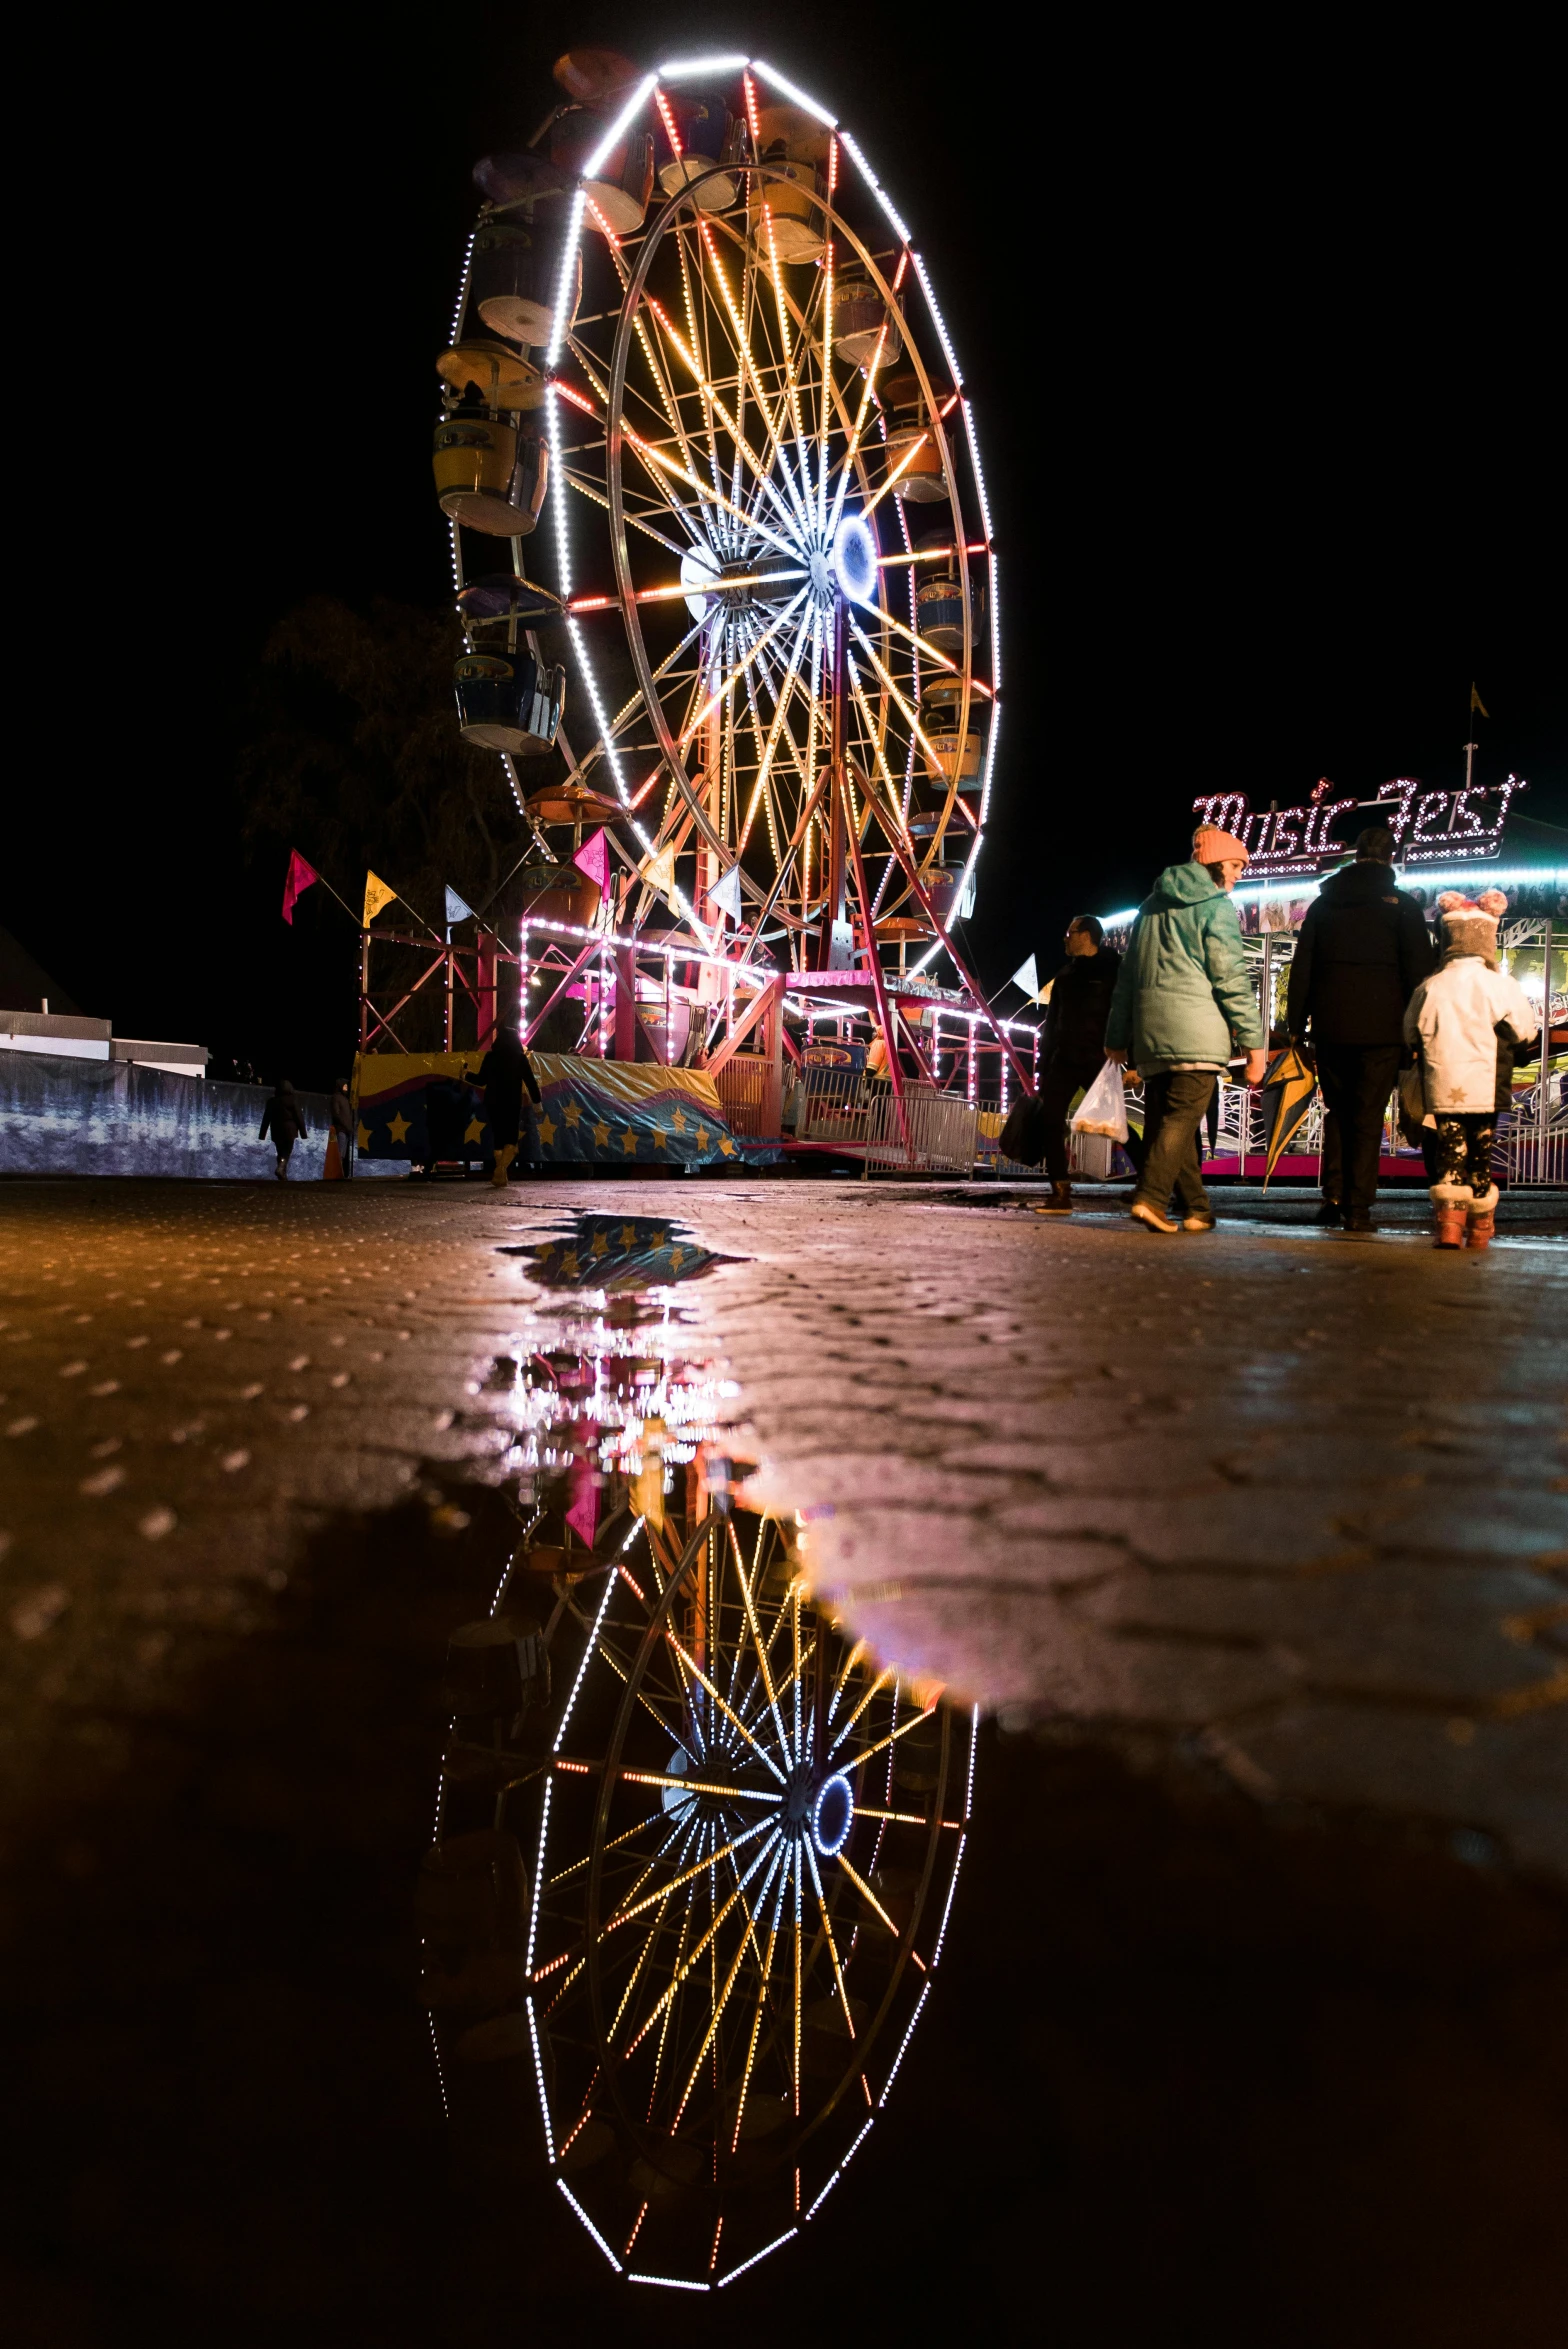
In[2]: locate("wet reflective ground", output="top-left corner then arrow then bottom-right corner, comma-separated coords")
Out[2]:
1,1178 -> 1565,2346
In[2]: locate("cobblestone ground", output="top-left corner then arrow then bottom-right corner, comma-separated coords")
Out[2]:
2,1175 -> 1565,2347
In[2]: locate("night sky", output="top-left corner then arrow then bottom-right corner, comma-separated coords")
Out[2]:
10,6 -> 1561,1079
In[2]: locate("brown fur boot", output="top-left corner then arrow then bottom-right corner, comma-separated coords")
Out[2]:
1430,1181 -> 1467,1249
1465,1183 -> 1499,1250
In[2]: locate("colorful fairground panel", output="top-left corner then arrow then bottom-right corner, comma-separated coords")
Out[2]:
365,44 -> 1046,1179
423,1217 -> 975,2290
1096,777 -> 1568,1189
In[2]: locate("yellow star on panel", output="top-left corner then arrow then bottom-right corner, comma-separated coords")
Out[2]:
652,1127 -> 666,1148
356,1123 -> 371,1150
564,1101 -> 582,1128
668,1248 -> 685,1271
560,1250 -> 579,1277
387,1111 -> 410,1143
621,1129 -> 637,1154
593,1120 -> 611,1148
590,1232 -> 608,1256
695,1125 -> 709,1149
621,1224 -> 637,1245
464,1117 -> 484,1143
671,1107 -> 686,1133
537,1115 -> 557,1145
719,1135 -> 736,1154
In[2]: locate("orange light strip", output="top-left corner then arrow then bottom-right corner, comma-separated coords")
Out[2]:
552,378 -> 600,419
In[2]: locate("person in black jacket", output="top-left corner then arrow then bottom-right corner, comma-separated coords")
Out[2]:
1035,916 -> 1126,1213
473,1024 -> 542,1187
1285,825 -> 1435,1230
258,1078 -> 308,1182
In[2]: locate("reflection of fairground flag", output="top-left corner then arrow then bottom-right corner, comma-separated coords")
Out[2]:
444,884 -> 475,929
1261,1045 -> 1317,1188
1009,953 -> 1039,999
281,849 -> 319,926
639,843 -> 678,910
709,863 -> 744,925
1470,682 -> 1489,718
363,871 -> 398,925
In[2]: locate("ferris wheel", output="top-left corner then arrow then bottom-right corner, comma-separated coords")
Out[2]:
437,50 -> 998,982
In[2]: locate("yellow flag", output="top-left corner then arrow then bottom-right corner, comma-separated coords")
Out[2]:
1470,683 -> 1489,719
363,870 -> 397,925
639,844 -> 678,910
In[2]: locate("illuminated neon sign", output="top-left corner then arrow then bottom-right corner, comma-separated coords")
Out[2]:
1191,775 -> 1528,877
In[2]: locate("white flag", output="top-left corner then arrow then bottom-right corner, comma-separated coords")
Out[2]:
444,884 -> 475,929
1009,954 -> 1039,999
709,863 -> 744,925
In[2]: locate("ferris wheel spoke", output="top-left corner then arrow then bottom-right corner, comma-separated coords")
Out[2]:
661,1631 -> 788,1783
679,590 -> 810,752
562,468 -> 694,561
690,221 -> 814,536
847,623 -> 959,788
622,420 -> 799,561
804,1837 -> 858,2040
646,291 -> 809,550
669,1837 -> 786,2133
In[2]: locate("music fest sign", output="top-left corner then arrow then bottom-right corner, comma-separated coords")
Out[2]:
1191,775 -> 1528,879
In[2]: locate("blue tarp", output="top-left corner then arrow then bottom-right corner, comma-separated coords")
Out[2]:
0,1051 -> 393,1180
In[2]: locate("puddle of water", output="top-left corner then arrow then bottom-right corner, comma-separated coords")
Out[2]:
424,1214 -> 974,2291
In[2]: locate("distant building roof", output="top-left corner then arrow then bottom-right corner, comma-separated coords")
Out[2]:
0,925 -> 81,1016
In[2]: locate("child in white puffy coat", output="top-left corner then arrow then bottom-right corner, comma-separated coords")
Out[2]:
1403,890 -> 1538,1248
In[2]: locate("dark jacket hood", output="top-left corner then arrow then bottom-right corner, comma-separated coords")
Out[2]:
1140,861 -> 1223,916
1318,859 -> 1404,904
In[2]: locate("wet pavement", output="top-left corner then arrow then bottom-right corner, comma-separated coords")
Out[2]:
2,1175 -> 1565,2346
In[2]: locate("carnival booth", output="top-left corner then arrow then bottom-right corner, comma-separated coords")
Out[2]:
1098,775 -> 1567,1188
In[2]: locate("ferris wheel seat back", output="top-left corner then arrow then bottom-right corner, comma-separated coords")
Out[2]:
433,416 -> 548,536
916,574 -> 965,651
552,109 -> 655,236
746,156 -> 825,262
468,212 -> 580,349
834,268 -> 905,368
654,90 -> 738,213
436,337 -> 546,411
453,644 -> 565,756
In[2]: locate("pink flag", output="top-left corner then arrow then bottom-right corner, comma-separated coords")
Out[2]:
565,1451 -> 601,1548
573,827 -> 611,896
281,849 -> 319,926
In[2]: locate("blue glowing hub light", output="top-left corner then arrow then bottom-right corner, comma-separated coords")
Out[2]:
831,514 -> 878,607
811,1771 -> 854,1858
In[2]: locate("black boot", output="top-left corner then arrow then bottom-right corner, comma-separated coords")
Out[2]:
1038,1181 -> 1073,1215
1314,1199 -> 1342,1226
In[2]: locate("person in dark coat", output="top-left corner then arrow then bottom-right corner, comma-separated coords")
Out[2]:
259,1078 -> 308,1181
1286,824 -> 1435,1231
331,1079 -> 355,1177
1034,916 -> 1127,1213
473,1024 -> 542,1187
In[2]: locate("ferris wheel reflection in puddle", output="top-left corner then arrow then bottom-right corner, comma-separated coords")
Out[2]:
422,1216 -> 976,2290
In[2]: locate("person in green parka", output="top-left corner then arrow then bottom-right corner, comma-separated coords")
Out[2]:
1104,824 -> 1266,1233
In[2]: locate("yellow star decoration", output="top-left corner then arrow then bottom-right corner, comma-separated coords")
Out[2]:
668,1247 -> 685,1271
463,1117 -> 484,1143
652,1127 -> 666,1148
621,1129 -> 637,1153
590,1231 -> 609,1256
387,1111 -> 411,1143
695,1125 -> 709,1149
671,1107 -> 686,1133
564,1101 -> 582,1128
592,1120 -> 611,1148
560,1250 -> 579,1277
620,1224 -> 637,1246
537,1114 -> 557,1145
356,1123 -> 371,1150
719,1135 -> 736,1154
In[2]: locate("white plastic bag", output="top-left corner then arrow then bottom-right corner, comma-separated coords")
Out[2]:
1070,1058 -> 1129,1143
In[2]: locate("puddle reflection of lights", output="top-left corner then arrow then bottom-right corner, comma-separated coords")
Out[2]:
811,1772 -> 853,1857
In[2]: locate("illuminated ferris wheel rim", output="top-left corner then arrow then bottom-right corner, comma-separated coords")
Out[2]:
536,54 -> 999,976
